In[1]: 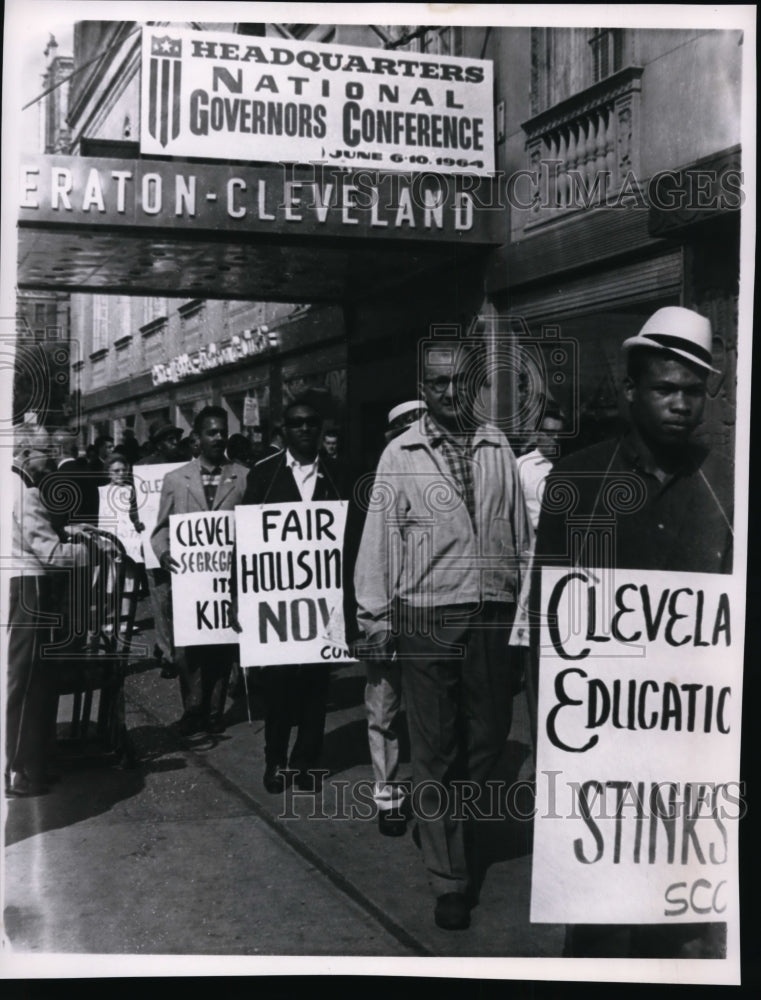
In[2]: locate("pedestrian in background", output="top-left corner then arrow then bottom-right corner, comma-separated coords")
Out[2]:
6,428 -> 93,797
226,432 -> 253,468
135,419 -> 184,677
321,428 -> 340,461
264,425 -> 285,457
346,400 -> 427,838
515,401 -> 566,531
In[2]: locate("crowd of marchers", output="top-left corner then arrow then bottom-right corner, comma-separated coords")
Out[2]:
6,308 -> 732,951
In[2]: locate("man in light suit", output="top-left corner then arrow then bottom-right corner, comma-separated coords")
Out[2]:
151,406 -> 248,736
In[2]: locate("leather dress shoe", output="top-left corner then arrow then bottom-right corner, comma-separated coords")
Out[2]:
434,892 -> 471,930
173,713 -> 205,737
378,808 -> 407,837
263,764 -> 292,794
293,769 -> 324,793
205,718 -> 226,735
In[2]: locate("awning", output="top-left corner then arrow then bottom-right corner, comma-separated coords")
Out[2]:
17,155 -> 501,302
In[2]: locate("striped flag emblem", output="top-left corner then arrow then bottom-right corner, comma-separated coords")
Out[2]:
147,36 -> 182,147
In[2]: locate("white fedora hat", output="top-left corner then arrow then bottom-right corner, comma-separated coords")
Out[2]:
622,306 -> 718,374
387,400 -> 426,425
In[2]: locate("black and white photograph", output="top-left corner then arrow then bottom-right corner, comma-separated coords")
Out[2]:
0,1 -> 755,985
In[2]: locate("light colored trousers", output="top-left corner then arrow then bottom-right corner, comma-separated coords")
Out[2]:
364,658 -> 406,812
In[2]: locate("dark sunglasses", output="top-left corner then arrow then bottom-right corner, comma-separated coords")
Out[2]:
285,416 -> 321,429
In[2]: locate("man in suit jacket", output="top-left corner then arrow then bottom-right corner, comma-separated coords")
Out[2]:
238,391 -> 353,794
151,406 -> 248,736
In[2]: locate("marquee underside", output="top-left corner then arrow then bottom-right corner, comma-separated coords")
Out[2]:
16,226 -> 493,303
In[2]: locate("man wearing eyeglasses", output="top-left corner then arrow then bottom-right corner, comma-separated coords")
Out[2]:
353,338 -> 533,930
239,390 -> 352,795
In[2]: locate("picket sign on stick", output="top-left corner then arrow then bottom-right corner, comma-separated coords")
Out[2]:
97,483 -> 144,563
235,500 -> 356,667
530,567 -> 742,927
169,510 -> 237,646
132,463 -> 185,569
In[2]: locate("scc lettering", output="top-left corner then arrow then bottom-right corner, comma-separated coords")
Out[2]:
664,878 -> 727,917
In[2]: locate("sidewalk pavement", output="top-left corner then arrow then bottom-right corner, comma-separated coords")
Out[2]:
4,601 -> 566,959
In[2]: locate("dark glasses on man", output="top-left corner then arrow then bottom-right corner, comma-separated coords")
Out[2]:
285,416 -> 321,429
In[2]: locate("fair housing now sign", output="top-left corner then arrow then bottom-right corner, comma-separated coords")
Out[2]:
140,27 -> 494,175
530,568 -> 742,926
235,501 -> 355,667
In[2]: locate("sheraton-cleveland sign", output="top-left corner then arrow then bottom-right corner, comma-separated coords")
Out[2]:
19,156 -> 495,242
141,27 -> 494,175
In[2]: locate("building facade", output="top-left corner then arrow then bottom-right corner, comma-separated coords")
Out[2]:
491,26 -> 742,453
23,19 -> 744,463
69,294 -> 346,447
13,35 -> 73,429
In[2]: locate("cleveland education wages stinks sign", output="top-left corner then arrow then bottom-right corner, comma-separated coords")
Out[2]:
531,567 -> 741,926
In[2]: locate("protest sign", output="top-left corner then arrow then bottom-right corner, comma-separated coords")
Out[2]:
242,394 -> 260,428
132,463 -> 184,569
235,500 -> 355,667
169,510 -> 236,646
97,483 -> 144,563
530,567 -> 742,926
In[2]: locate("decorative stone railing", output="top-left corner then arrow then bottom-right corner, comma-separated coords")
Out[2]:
521,66 -> 644,224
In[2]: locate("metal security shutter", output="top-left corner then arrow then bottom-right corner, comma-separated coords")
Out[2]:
508,250 -> 683,320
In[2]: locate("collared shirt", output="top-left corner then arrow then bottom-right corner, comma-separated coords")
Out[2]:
285,450 -> 319,501
423,413 -> 476,527
516,449 -> 554,530
198,459 -> 222,510
535,433 -> 734,573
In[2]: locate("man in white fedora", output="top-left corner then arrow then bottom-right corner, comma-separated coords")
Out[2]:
532,305 -> 733,958
535,305 -> 732,576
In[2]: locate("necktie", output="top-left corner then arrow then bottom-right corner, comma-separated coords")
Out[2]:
202,466 -> 221,509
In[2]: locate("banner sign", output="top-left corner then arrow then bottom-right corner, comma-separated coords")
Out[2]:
140,27 -> 494,175
169,510 -> 236,646
97,483 -> 144,563
235,500 -> 355,667
531,567 -> 741,925
19,156 -> 496,243
133,463 -> 185,569
152,329 -> 272,387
